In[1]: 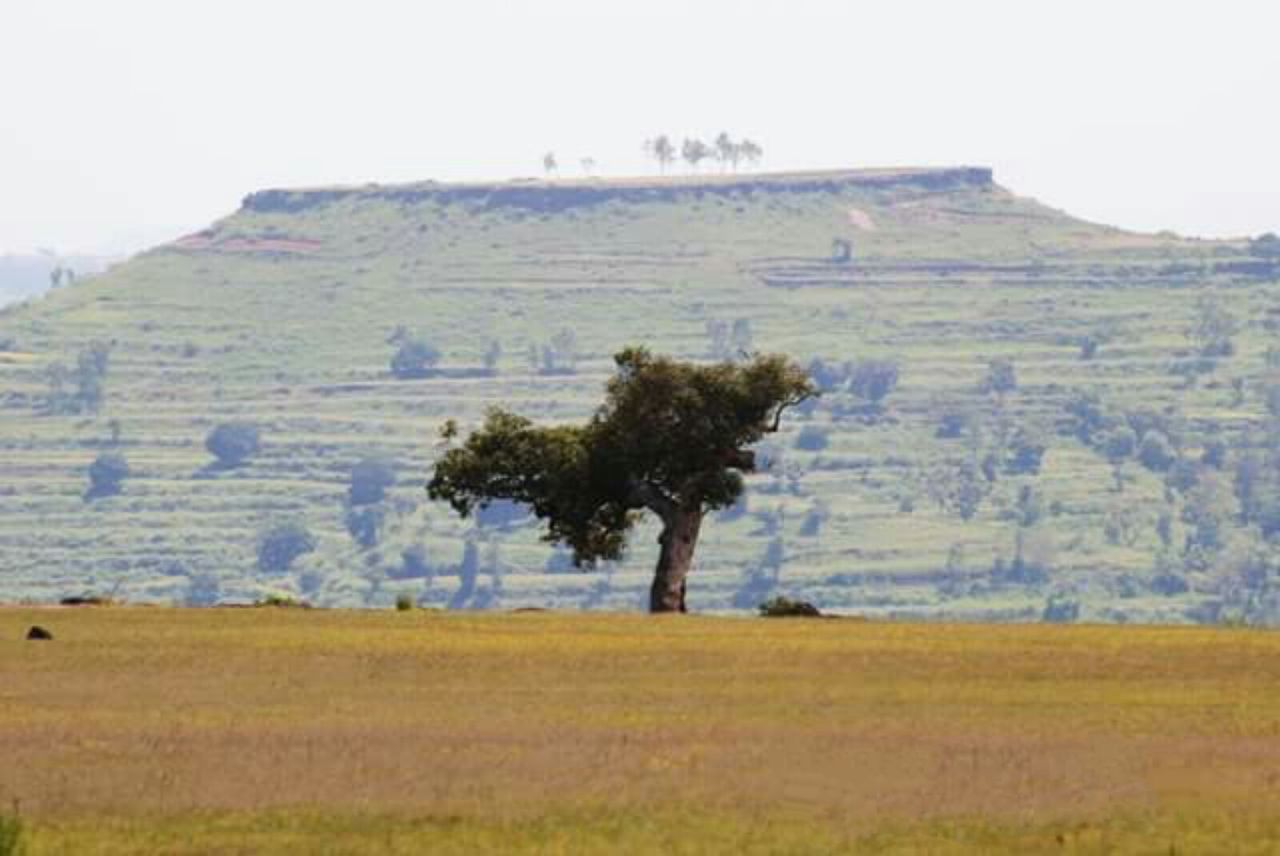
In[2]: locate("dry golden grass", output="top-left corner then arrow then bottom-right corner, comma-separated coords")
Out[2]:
3,608 -> 1280,852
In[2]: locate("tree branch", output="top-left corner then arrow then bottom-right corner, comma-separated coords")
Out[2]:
767,390 -> 817,432
627,480 -> 676,523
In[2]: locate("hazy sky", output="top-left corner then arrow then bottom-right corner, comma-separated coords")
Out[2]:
2,1 -> 1277,253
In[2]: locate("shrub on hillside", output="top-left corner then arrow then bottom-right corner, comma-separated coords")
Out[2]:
85,452 -> 129,501
849,359 -> 900,409
935,407 -> 974,439
482,340 -> 502,375
205,423 -> 260,469
1104,426 -> 1138,463
389,545 -> 431,580
981,358 -> 1017,397
45,340 -> 112,415
348,457 -> 396,505
794,424 -> 829,451
799,501 -> 830,537
806,357 -> 851,393
1006,426 -> 1048,475
1188,296 -> 1239,358
390,337 -> 441,379
184,573 -> 221,606
758,595 -> 822,617
345,505 -> 385,548
1041,594 -> 1080,623
1151,571 -> 1190,596
256,522 -> 316,572
1250,232 -> 1280,259
1138,430 -> 1177,472
254,593 -> 311,608
532,328 -> 579,375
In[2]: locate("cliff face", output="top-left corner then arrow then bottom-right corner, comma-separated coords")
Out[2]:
241,167 -> 995,215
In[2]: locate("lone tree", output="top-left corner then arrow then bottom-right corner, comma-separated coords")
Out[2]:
85,452 -> 129,501
349,456 -> 396,505
257,521 -> 316,573
390,337 -> 441,379
205,423 -> 260,469
428,348 -> 814,613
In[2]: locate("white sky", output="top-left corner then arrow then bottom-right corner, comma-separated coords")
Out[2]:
1,0 -> 1277,253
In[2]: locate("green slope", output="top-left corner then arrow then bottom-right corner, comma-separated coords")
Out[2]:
1,167 -> 1276,619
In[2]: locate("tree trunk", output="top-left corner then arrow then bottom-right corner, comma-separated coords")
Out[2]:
649,508 -> 703,614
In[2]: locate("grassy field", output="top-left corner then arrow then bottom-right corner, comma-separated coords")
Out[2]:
3,607 -> 1280,852
0,167 -> 1278,620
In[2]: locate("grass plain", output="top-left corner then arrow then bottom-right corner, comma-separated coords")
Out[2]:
3,607 -> 1280,852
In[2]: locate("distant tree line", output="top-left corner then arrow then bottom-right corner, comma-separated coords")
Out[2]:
644,133 -> 762,174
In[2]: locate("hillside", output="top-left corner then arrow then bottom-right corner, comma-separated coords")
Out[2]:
1,167 -> 1278,620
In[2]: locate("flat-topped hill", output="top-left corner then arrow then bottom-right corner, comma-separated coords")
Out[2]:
239,166 -> 997,214
0,166 -> 1276,621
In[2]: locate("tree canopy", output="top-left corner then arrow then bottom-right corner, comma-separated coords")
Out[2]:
428,348 -> 814,612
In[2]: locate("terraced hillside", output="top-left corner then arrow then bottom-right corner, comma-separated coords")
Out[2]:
2,167 -> 1278,620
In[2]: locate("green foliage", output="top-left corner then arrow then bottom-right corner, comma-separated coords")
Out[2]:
1006,425 -> 1048,475
428,348 -> 814,567
849,359 -> 900,408
254,593 -> 310,608
1079,335 -> 1100,360
758,595 -> 822,617
642,134 -> 676,172
1188,295 -> 1239,357
830,237 -> 853,264
184,573 -> 221,606
389,335 -> 441,379
348,457 -> 395,506
1138,430 -> 1177,472
981,358 -> 1017,397
930,461 -> 990,522
5,168 -> 1280,618
794,424 -> 829,451
481,340 -> 502,375
1182,470 -> 1234,557
45,340 -> 111,415
394,545 -> 431,580
0,809 -> 23,856
1103,426 -> 1138,464
1251,232 -> 1280,259
529,328 -> 578,375
85,452 -> 129,501
344,505 -> 384,548
395,593 -> 413,611
1042,594 -> 1080,623
205,423 -> 260,469
935,406 -> 975,440
256,523 -> 316,573
806,357 -> 850,393
680,138 -> 712,171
